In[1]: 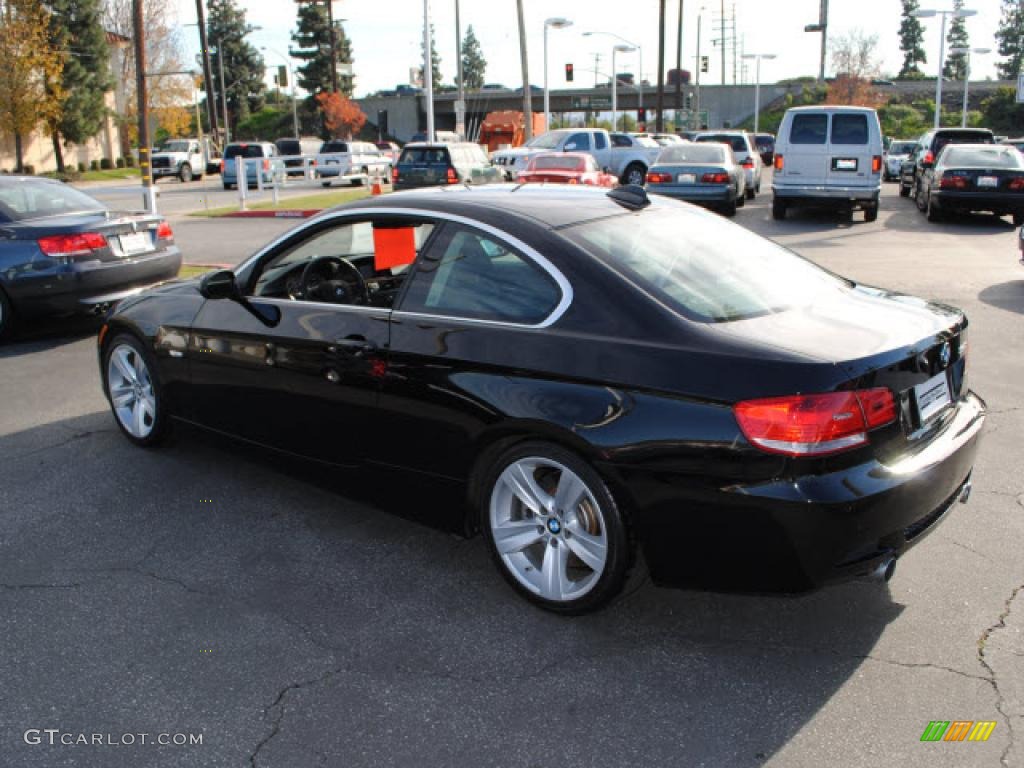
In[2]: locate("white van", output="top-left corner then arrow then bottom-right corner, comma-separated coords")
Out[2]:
315,140 -> 391,187
772,106 -> 883,222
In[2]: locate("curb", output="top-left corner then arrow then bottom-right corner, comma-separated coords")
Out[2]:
222,209 -> 322,219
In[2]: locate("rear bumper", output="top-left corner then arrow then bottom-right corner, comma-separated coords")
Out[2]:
773,183 -> 880,204
648,185 -> 734,204
931,190 -> 1024,212
620,391 -> 986,593
6,248 -> 182,316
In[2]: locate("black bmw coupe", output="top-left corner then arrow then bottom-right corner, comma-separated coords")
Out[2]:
98,185 -> 985,613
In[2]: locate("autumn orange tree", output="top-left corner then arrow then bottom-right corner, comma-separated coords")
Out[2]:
316,91 -> 366,139
0,0 -> 64,171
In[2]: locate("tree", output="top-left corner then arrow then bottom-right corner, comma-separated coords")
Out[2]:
943,0 -> 969,80
830,29 -> 882,80
980,85 -> 1024,133
315,91 -> 365,139
290,2 -> 354,98
104,0 -> 190,153
825,75 -> 885,107
898,0 -> 927,78
422,22 -> 441,86
47,0 -> 114,172
207,0 -> 264,130
996,0 -> 1024,80
459,24 -> 485,90
0,0 -> 64,171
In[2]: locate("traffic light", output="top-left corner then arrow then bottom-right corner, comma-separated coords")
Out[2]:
377,109 -> 389,134
277,65 -> 288,88
638,107 -> 647,123
685,93 -> 693,109
565,63 -> 574,82
700,56 -> 709,73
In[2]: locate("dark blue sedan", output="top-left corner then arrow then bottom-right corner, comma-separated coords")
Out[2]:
0,177 -> 181,339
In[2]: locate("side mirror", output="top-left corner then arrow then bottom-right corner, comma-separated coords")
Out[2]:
199,269 -> 238,300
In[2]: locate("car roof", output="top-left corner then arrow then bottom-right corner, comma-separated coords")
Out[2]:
334,184 -> 647,229
785,105 -> 877,114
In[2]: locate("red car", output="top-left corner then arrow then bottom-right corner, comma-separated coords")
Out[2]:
516,153 -> 618,187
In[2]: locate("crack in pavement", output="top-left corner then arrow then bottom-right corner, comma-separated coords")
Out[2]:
0,428 -> 116,462
0,581 -> 81,590
978,582 -> 1023,767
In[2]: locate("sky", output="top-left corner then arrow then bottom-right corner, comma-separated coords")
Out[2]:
172,0 -> 1011,97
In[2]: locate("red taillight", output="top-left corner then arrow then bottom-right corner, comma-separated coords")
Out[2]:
871,155 -> 882,174
568,177 -> 579,184
741,157 -> 754,168
447,166 -> 458,184
939,172 -> 969,190
646,172 -> 672,183
774,154 -> 784,171
733,388 -> 896,457
37,232 -> 108,259
1008,177 -> 1024,190
156,221 -> 173,241
924,150 -> 935,165
391,166 -> 398,182
701,172 -> 730,183
262,158 -> 270,171
219,159 -> 225,173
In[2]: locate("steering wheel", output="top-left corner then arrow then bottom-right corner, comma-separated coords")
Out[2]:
299,256 -> 368,305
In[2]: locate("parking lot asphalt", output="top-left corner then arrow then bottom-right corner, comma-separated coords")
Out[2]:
1,177 -> 1022,767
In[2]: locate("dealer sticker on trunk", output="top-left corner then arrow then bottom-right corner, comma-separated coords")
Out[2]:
914,370 -> 952,424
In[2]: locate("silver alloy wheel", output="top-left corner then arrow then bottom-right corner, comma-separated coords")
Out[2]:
107,344 -> 157,439
489,457 -> 608,602
625,165 -> 645,186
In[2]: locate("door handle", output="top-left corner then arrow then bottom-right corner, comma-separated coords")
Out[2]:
332,336 -> 377,358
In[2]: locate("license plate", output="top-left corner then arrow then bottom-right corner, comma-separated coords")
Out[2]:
832,158 -> 858,171
914,370 -> 952,424
677,173 -> 696,184
977,176 -> 998,188
119,232 -> 152,255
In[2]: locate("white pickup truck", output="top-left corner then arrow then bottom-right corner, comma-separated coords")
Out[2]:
491,129 -> 662,185
150,138 -> 220,183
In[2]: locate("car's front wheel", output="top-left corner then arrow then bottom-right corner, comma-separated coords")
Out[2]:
481,442 -> 632,614
621,162 -> 646,187
104,334 -> 169,447
179,163 -> 193,183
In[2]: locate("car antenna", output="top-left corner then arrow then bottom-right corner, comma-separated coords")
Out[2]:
607,184 -> 651,210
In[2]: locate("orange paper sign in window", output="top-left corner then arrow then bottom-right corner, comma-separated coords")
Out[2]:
373,227 -> 416,270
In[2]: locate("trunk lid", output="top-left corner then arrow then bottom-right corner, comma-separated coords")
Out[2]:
7,211 -> 168,263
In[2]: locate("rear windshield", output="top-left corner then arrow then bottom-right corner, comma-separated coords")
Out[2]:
275,140 -> 300,155
563,206 -> 845,323
831,114 -> 869,145
320,141 -> 349,153
934,131 -> 994,154
754,135 -> 774,149
657,145 -> 727,164
941,147 -> 1021,168
696,134 -> 747,152
789,114 -> 828,145
399,147 -> 451,165
224,144 -> 266,159
0,179 -> 105,222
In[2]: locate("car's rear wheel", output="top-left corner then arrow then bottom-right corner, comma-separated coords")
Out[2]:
899,182 -> 911,197
104,334 -> 168,447
736,189 -> 745,207
745,185 -> 755,200
482,442 -> 631,614
722,198 -> 738,217
926,195 -> 944,222
179,163 -> 193,183
772,198 -> 786,220
915,183 -> 928,213
864,202 -> 879,222
622,162 -> 646,187
1013,212 -> 1024,227
321,181 -> 332,188
223,183 -> 233,190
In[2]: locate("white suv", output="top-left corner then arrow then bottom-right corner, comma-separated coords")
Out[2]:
695,131 -> 763,199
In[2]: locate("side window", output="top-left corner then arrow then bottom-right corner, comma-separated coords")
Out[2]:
400,226 -> 561,324
594,132 -> 608,150
789,114 -> 828,145
831,114 -> 868,145
565,132 -> 591,151
611,134 -> 632,147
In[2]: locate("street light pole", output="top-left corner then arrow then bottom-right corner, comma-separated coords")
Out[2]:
742,53 -> 775,133
215,38 -> 230,143
913,7 -> 977,129
193,0 -> 219,140
544,18 -> 572,131
424,0 -> 435,142
584,31 -> 642,122
950,46 -> 990,127
262,47 -> 300,138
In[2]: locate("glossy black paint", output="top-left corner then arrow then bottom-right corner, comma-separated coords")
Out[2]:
100,186 -> 985,593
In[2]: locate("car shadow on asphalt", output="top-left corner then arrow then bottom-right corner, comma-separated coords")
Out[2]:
883,204 -> 1016,234
0,315 -> 103,358
978,280 -> 1024,315
1,412 -> 904,767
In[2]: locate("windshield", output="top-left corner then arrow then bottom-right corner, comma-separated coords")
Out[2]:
0,179 -> 106,222
888,142 -> 916,155
157,140 -> 191,153
657,145 -> 726,164
525,133 -> 565,150
530,155 -> 588,171
941,147 -> 1021,168
563,205 -> 845,323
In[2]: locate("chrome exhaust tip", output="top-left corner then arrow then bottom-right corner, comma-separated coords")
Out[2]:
959,478 -> 972,504
868,557 -> 897,583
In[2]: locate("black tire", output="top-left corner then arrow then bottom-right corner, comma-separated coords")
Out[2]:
736,189 -> 745,207
621,162 -> 646,187
480,441 -> 632,615
178,163 -> 193,183
222,183 -> 232,190
321,181 -> 332,188
915,183 -> 928,213
864,203 -> 879,222
1013,212 -> 1024,227
926,196 -> 943,222
102,333 -> 170,448
899,182 -> 911,197
772,198 -> 786,220
745,185 -> 755,200
722,198 -> 738,217
0,285 -> 14,342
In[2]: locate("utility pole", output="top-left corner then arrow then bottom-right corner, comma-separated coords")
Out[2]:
516,0 -> 532,140
132,0 -> 156,212
675,0 -> 683,125
455,0 -> 464,138
818,0 -> 828,83
216,39 -> 230,143
326,0 -> 339,93
656,0 -> 666,131
695,11 -> 702,130
194,0 -> 219,141
720,0 -> 725,84
423,0 -> 434,141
